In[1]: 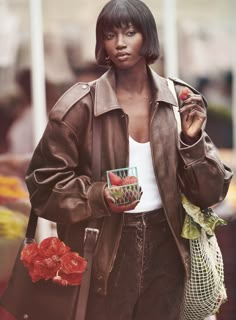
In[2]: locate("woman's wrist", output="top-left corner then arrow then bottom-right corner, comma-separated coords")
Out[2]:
181,132 -> 201,145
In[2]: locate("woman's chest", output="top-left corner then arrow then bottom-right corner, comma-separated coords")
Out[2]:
119,97 -> 151,143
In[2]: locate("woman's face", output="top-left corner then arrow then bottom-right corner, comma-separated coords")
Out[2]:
103,23 -> 145,70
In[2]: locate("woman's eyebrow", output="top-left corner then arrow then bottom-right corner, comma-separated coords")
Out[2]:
103,23 -> 135,33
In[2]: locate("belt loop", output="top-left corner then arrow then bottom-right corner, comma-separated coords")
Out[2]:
141,212 -> 147,227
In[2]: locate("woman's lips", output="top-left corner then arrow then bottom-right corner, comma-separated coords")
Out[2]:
116,52 -> 129,61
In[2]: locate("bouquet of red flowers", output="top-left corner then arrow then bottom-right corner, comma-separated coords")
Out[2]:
21,237 -> 87,286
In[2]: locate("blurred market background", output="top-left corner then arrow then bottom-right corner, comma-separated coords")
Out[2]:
0,0 -> 235,319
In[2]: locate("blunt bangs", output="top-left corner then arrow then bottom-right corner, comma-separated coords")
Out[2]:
95,0 -> 160,66
98,1 -> 142,33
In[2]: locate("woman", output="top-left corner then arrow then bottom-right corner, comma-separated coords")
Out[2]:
25,0 -> 233,319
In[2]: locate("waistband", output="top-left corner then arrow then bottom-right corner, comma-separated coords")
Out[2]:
123,207 -> 166,225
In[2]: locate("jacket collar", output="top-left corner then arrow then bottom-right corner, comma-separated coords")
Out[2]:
94,66 -> 178,117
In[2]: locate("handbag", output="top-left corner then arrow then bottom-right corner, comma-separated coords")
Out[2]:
167,78 -> 227,320
1,233 -> 80,320
0,83 -> 101,320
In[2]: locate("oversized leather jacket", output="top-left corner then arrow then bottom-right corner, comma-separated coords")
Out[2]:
25,67 -> 233,295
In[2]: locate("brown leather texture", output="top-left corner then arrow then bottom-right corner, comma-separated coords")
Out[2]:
25,67 -> 233,295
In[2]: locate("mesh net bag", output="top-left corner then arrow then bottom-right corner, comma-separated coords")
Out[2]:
180,229 -> 227,320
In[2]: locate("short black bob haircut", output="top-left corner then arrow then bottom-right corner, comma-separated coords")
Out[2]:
95,0 -> 160,66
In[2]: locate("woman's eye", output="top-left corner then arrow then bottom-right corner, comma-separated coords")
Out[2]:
126,30 -> 136,37
104,33 -> 114,40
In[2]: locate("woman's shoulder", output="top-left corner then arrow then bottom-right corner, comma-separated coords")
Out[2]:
169,77 -> 208,106
169,77 -> 199,93
48,81 -> 95,122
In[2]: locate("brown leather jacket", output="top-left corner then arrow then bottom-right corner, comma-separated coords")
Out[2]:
25,67 -> 233,295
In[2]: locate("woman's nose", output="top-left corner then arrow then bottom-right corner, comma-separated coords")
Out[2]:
116,34 -> 126,49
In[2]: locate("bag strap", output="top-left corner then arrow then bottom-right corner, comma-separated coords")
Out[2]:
75,228 -> 99,320
25,208 -> 38,240
75,85 -> 101,320
91,86 -> 101,181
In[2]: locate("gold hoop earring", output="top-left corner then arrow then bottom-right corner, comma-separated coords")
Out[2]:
105,56 -> 111,65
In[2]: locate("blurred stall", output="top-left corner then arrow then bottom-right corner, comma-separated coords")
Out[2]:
0,156 -> 30,320
214,150 -> 236,320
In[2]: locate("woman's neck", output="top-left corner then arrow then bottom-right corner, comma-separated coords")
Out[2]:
115,62 -> 150,94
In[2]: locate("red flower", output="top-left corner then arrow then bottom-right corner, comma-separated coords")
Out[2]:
29,255 -> 61,282
21,242 -> 39,267
58,252 -> 87,286
38,237 -> 70,257
60,252 -> 87,275
59,272 -> 83,286
21,237 -> 86,286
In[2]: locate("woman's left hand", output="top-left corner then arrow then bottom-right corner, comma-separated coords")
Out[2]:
179,90 -> 206,144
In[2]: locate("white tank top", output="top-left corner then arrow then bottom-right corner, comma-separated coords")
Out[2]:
125,136 -> 163,213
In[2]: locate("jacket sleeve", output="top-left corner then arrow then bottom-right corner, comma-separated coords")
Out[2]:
25,119 -> 111,224
177,130 -> 233,209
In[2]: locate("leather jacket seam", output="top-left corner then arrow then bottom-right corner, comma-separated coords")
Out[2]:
60,120 -> 80,146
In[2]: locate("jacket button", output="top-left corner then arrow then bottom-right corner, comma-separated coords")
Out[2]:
81,84 -> 88,89
97,274 -> 103,280
97,287 -> 102,293
23,314 -> 29,319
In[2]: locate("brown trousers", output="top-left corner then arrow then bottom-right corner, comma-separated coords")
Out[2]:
86,209 -> 185,320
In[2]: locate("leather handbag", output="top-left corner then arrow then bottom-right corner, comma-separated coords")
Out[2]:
0,215 -> 99,320
0,84 -> 101,320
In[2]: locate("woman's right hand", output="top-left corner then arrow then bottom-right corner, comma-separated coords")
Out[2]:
104,186 -> 140,213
